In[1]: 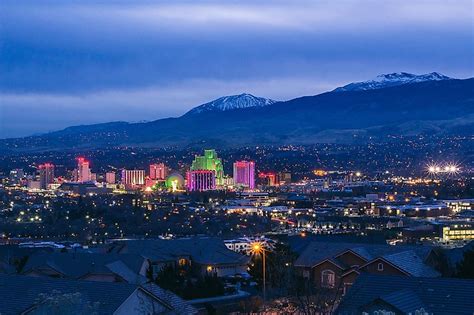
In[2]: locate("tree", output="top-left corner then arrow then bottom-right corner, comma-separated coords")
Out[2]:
456,249 -> 474,278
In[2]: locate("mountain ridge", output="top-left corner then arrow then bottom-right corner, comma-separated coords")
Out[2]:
1,76 -> 473,152
184,93 -> 276,115
333,72 -> 451,92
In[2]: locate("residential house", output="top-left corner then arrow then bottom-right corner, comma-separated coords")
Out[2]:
336,274 -> 474,315
21,252 -> 149,284
294,241 -> 440,295
107,237 -> 250,277
0,273 -> 197,314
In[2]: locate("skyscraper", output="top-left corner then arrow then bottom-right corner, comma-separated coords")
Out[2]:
38,163 -> 55,189
121,169 -> 145,188
105,172 -> 116,184
186,170 -> 216,191
233,161 -> 255,190
190,149 -> 224,186
76,157 -> 92,182
149,163 -> 167,180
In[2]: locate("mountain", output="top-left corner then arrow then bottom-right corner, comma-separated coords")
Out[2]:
1,77 -> 473,152
184,93 -> 276,115
333,72 -> 451,92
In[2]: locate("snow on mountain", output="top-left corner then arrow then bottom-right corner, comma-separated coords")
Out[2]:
333,72 -> 452,92
184,93 -> 277,115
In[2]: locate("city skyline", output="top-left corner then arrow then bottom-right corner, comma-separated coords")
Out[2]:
1,0 -> 473,137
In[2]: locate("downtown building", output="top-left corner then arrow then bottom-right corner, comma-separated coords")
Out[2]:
121,169 -> 145,189
190,149 -> 224,186
233,161 -> 255,190
75,157 -> 92,182
149,163 -> 167,180
186,170 -> 216,191
38,163 -> 55,189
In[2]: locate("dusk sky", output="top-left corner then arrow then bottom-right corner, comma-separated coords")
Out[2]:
0,0 -> 473,138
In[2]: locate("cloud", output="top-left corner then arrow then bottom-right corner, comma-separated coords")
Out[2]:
0,0 -> 472,137
0,76 -> 344,138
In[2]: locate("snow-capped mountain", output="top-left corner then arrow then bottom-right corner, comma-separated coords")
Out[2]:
184,93 -> 277,115
334,72 -> 452,92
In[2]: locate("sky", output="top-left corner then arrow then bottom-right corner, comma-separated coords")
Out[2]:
0,0 -> 473,138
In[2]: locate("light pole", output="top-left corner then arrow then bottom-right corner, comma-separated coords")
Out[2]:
251,242 -> 266,301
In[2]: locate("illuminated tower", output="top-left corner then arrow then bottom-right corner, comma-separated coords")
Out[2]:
233,161 -> 255,190
149,163 -> 167,180
38,163 -> 55,189
186,170 -> 216,191
190,149 -> 224,186
76,157 -> 92,182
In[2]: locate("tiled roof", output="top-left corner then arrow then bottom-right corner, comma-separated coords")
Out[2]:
0,274 -> 137,314
111,237 -> 250,265
336,274 -> 474,315
21,252 -> 146,281
294,241 -> 434,268
381,250 -> 440,277
141,282 -> 198,314
0,274 -> 196,315
379,289 -> 427,313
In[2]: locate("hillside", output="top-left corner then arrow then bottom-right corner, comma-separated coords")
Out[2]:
1,78 -> 473,152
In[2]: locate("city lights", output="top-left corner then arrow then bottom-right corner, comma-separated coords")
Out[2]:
426,162 -> 461,176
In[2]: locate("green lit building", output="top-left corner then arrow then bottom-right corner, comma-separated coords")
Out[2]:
190,149 -> 225,186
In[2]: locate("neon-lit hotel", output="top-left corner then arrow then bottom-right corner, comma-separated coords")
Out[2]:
186,170 -> 216,191
190,150 -> 224,186
233,161 -> 255,190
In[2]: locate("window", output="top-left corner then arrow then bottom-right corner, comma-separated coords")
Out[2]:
321,269 -> 335,288
377,262 -> 384,271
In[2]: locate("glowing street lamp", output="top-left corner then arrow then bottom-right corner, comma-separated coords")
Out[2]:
251,242 -> 266,301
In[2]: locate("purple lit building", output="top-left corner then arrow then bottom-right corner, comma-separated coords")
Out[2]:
233,161 -> 255,190
186,170 -> 216,191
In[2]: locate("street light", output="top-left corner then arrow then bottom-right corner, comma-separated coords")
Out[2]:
251,242 -> 266,301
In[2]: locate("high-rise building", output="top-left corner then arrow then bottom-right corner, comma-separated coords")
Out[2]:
76,157 -> 92,182
121,169 -> 145,188
186,170 -> 216,191
190,149 -> 224,186
9,169 -> 25,184
105,172 -> 116,184
38,163 -> 55,189
233,161 -> 255,190
149,163 -> 167,180
258,172 -> 279,186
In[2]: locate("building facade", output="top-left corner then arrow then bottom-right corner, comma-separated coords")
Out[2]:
149,163 -> 167,180
233,161 -> 255,190
122,169 -> 145,189
76,157 -> 92,182
186,170 -> 216,191
105,172 -> 116,184
38,163 -> 55,189
190,150 -> 224,186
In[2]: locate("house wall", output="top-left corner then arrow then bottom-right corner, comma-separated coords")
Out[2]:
341,271 -> 359,295
361,259 -> 407,276
197,263 -> 247,277
336,251 -> 367,268
311,261 -> 343,289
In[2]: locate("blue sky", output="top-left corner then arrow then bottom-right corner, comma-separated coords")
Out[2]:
0,0 -> 473,138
